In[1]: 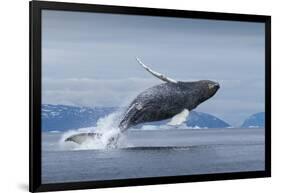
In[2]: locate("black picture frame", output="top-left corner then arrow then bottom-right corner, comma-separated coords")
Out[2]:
29,1 -> 271,192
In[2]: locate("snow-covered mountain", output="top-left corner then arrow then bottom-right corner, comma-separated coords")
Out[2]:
41,104 -> 231,131
241,112 -> 265,128
186,111 -> 230,128
42,104 -> 117,132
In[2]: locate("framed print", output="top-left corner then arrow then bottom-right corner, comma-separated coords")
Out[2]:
30,1 -> 271,192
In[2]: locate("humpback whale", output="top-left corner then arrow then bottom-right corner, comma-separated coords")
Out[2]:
65,58 -> 220,147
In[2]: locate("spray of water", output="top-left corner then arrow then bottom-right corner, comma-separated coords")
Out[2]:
60,110 -> 130,150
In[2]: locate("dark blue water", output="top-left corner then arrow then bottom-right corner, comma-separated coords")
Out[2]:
42,128 -> 265,183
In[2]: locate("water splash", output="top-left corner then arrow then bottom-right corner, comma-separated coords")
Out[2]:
60,111 -> 130,150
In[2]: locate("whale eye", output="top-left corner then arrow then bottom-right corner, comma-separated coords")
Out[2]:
208,84 -> 215,90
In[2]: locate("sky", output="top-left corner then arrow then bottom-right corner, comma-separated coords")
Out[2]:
42,10 -> 265,126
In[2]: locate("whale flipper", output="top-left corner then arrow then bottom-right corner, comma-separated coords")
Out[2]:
136,57 -> 178,84
168,109 -> 189,126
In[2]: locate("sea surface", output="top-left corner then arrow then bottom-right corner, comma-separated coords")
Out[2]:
42,128 -> 265,184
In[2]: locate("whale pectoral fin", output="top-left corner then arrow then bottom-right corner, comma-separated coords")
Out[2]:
136,57 -> 178,84
167,109 -> 189,126
119,102 -> 146,131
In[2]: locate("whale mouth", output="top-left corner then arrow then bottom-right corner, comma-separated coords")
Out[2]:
208,82 -> 220,90
214,82 -> 220,89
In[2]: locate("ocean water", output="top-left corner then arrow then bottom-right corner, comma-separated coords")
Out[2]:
42,128 -> 265,184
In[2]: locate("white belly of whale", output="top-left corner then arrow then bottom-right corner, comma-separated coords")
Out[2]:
168,109 -> 189,126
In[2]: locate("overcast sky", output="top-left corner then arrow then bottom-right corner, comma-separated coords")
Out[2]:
42,10 -> 265,126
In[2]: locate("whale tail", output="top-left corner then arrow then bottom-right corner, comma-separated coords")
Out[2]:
64,131 -> 121,148
65,132 -> 102,144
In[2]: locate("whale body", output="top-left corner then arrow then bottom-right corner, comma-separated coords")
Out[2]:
119,80 -> 219,131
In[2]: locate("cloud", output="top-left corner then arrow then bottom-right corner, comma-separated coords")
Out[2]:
42,78 -> 159,107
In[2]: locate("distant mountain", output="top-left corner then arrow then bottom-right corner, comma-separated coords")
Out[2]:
241,112 -> 265,128
42,104 -> 231,132
186,111 -> 230,128
42,104 -> 116,132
